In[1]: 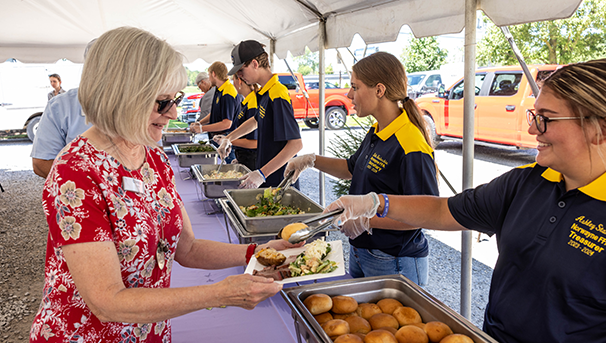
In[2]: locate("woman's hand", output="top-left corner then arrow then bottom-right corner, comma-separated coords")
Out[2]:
261,239 -> 305,251
324,192 -> 380,226
215,274 -> 282,310
284,154 -> 316,182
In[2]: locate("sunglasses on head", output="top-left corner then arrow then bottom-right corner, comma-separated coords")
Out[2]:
156,91 -> 184,114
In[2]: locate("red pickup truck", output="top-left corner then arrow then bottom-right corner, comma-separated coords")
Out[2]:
415,65 -> 559,148
277,72 -> 355,130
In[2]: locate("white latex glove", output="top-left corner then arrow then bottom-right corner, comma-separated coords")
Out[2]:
189,122 -> 204,134
217,138 -> 232,160
230,158 -> 239,165
239,170 -> 266,189
340,217 -> 371,239
324,192 -> 380,226
284,153 -> 316,182
213,134 -> 226,143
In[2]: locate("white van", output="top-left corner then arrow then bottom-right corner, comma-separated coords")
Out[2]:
0,62 -> 50,140
407,71 -> 445,99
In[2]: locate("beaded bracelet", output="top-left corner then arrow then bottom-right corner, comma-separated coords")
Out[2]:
376,193 -> 389,218
245,243 -> 258,264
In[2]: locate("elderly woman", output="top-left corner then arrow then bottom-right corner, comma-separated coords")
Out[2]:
30,27 -> 298,342
325,59 -> 606,342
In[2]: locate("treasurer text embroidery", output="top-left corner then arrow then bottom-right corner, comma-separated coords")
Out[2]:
568,216 -> 606,256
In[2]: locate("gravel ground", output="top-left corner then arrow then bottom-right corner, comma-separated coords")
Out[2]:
0,140 -> 493,343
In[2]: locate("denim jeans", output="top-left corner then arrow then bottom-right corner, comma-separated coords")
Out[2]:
349,246 -> 428,286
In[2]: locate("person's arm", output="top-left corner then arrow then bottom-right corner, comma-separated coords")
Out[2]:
231,138 -> 257,150
259,138 -> 302,178
379,195 -> 465,231
314,155 -> 352,180
32,158 -> 54,178
225,117 -> 258,142
200,119 -> 232,133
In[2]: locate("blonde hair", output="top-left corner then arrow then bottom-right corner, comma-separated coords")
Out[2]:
243,52 -> 270,70
542,59 -> 606,164
79,26 -> 187,146
352,52 -> 432,148
208,61 -> 228,81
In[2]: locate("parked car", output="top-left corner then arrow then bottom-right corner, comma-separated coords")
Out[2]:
278,72 -> 355,130
415,64 -> 559,148
305,81 -> 339,90
178,93 -> 203,123
407,70 -> 446,99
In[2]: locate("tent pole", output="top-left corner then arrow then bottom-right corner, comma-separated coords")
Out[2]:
318,20 -> 327,206
461,0 -> 477,320
500,27 -> 540,97
269,39 -> 276,73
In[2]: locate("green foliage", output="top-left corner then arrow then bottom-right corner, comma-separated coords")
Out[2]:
326,116 -> 375,196
298,64 -> 313,76
400,36 -> 448,73
294,47 -> 337,75
326,63 -> 334,74
477,0 -> 606,66
185,67 -> 202,86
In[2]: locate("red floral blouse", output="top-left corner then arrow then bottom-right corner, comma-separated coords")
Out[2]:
30,136 -> 183,342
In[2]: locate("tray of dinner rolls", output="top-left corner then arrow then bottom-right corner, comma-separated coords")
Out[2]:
281,274 -> 498,343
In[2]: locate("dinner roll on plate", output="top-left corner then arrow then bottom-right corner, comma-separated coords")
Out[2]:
395,325 -> 429,343
377,298 -> 404,315
424,321 -> 453,343
304,294 -> 333,315
280,222 -> 308,240
332,295 -> 359,314
392,306 -> 422,326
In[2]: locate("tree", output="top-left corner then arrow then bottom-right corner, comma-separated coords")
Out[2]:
477,0 -> 606,66
293,47 -> 335,75
185,67 -> 201,86
400,36 -> 448,73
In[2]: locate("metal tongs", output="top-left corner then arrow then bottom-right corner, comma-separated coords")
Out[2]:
286,208 -> 344,243
275,170 -> 295,203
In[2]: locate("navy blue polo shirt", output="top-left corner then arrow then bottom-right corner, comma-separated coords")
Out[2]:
209,80 -> 238,136
448,163 -> 606,342
347,111 -> 438,257
255,74 -> 301,187
230,92 -> 258,151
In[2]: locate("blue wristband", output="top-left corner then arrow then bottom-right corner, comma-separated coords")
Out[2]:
258,169 -> 266,181
376,193 -> 389,218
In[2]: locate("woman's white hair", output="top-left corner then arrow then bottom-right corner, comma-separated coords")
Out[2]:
79,26 -> 187,146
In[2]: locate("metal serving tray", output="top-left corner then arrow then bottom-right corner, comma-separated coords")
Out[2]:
191,163 -> 251,198
218,198 -> 334,244
281,275 -> 499,343
223,188 -> 324,233
162,130 -> 193,146
172,143 -> 219,168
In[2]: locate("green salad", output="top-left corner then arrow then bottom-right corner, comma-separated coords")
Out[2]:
239,188 -> 305,217
289,240 -> 337,277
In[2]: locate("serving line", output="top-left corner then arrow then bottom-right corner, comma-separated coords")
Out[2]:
168,154 -> 351,342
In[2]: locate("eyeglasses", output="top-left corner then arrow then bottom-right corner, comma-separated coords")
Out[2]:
156,91 -> 184,114
526,109 -> 590,134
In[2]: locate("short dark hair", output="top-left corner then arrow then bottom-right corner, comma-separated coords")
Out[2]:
48,73 -> 61,82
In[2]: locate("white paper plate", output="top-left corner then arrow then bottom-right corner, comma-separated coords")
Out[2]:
244,240 -> 345,284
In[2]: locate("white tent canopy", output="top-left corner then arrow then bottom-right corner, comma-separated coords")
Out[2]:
1,0 -> 581,63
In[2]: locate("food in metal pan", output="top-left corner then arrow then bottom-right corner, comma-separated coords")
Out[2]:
239,187 -> 305,217
254,247 -> 286,266
179,144 -> 215,153
203,170 -> 244,179
303,292 -> 474,343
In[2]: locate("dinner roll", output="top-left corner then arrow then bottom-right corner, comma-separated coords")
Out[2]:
409,322 -> 426,330
334,333 -> 364,343
345,315 -> 372,334
424,321 -> 453,343
392,306 -> 422,326
377,326 -> 398,335
322,319 -> 350,339
369,313 -> 399,330
314,312 -> 333,325
439,334 -> 474,343
395,325 -> 429,343
333,312 -> 358,320
332,296 -> 359,314
363,329 -> 398,343
304,294 -> 333,315
377,298 -> 404,315
355,332 -> 367,341
356,303 -> 383,320
280,222 -> 308,240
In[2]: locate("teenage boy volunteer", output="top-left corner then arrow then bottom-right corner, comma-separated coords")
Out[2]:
218,40 -> 302,188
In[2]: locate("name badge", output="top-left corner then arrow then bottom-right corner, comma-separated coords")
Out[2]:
123,177 -> 145,194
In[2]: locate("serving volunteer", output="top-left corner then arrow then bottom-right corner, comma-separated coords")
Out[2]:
284,52 -> 438,285
29,26 -> 301,343
325,59 -> 606,342
216,40 -> 302,188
